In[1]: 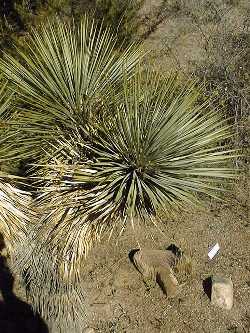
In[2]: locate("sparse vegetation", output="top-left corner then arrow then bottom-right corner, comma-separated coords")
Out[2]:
142,0 -> 249,168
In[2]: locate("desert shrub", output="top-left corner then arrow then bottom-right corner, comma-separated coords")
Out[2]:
72,0 -> 144,45
190,22 -> 249,167
0,0 -> 144,56
154,0 -> 249,166
0,0 -> 71,55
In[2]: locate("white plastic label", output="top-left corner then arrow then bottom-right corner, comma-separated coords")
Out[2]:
208,243 -> 220,259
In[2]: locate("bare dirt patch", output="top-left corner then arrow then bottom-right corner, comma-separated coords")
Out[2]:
81,182 -> 250,332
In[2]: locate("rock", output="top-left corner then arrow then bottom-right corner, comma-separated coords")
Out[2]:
132,249 -> 179,297
211,275 -> 233,310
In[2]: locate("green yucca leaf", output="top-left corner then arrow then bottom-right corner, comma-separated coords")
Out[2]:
0,16 -> 143,161
72,71 -> 236,221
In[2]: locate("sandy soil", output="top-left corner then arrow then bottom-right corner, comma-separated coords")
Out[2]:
139,0 -> 249,76
82,181 -> 250,333
0,181 -> 248,332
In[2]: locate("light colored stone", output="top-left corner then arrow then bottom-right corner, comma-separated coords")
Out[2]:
133,249 -> 179,297
211,275 -> 233,310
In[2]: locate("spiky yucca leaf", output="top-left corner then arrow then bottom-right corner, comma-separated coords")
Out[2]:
0,76 -> 14,161
11,137 -> 115,331
72,71 -> 235,222
12,173 -> 93,332
0,78 -> 32,253
13,231 -> 88,332
0,16 -> 142,160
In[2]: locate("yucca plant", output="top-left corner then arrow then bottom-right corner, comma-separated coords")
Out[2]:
83,72 -> 235,218
0,16 -> 235,333
36,70 -> 235,238
0,15 -> 142,160
0,16 -> 143,331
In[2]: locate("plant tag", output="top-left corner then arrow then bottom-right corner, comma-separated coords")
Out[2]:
208,243 -> 220,260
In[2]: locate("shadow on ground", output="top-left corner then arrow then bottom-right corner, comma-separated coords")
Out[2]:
0,253 -> 48,333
